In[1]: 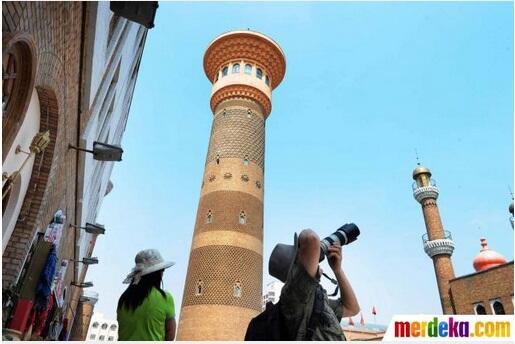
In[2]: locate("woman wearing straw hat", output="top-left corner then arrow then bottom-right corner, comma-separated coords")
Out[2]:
117,249 -> 176,341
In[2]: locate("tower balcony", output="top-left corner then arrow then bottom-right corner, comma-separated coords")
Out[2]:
412,179 -> 439,203
422,231 -> 455,258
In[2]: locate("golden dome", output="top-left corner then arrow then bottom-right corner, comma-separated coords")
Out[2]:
412,165 -> 431,180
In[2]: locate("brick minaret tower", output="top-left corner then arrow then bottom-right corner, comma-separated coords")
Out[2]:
177,30 -> 286,340
412,164 -> 456,314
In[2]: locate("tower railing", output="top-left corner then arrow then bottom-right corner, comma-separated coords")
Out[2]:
422,230 -> 455,258
422,230 -> 452,244
412,179 -> 439,203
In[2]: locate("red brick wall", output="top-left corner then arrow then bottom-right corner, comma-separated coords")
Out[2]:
449,262 -> 514,314
2,1 -> 92,323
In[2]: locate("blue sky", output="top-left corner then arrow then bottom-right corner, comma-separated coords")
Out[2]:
88,2 -> 514,325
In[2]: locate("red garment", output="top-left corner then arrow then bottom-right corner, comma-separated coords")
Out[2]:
32,296 -> 54,336
58,318 -> 68,341
8,299 -> 33,333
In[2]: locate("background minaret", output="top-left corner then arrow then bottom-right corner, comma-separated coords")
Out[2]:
412,164 -> 456,314
177,30 -> 286,340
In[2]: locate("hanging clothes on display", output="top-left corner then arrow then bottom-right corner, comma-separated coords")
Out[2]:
31,295 -> 55,339
58,317 -> 69,341
44,209 -> 65,252
34,245 -> 57,311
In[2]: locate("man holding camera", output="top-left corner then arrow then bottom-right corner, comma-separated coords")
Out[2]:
268,225 -> 361,340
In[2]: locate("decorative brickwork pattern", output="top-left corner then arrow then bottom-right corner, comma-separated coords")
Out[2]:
182,245 -> 262,310
203,31 -> 286,89
194,191 -> 263,239
206,107 -> 265,168
2,2 -> 83,295
210,84 -> 271,116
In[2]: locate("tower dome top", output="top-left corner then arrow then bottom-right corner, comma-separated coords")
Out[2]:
472,238 -> 507,272
203,30 -> 286,89
412,164 -> 432,180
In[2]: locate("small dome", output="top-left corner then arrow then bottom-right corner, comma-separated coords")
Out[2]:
472,238 -> 507,272
412,165 -> 431,180
509,202 -> 513,215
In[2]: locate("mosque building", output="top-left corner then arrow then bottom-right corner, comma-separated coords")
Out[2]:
412,164 -> 514,315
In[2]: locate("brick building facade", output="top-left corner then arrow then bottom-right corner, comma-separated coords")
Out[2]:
412,165 -> 514,315
2,2 -> 154,340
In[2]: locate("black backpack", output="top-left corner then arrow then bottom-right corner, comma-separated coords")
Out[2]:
244,300 -> 289,340
244,284 -> 331,341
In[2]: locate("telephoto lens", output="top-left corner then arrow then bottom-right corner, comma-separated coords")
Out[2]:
319,223 -> 360,262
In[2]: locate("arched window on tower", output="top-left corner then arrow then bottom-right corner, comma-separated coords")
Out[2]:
222,66 -> 228,77
492,300 -> 506,315
206,210 -> 213,224
256,68 -> 263,80
244,64 -> 252,75
196,280 -> 204,296
232,63 -> 240,73
474,303 -> 487,315
216,153 -> 220,165
239,211 -> 246,225
265,75 -> 270,86
233,282 -> 242,298
215,72 -> 219,82
243,155 -> 249,166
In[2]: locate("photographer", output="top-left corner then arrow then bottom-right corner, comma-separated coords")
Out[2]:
266,226 -> 360,340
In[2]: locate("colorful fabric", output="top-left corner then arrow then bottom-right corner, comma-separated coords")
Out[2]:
35,245 -> 58,311
117,288 -> 175,341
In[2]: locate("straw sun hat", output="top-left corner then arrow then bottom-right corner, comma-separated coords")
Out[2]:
123,249 -> 175,285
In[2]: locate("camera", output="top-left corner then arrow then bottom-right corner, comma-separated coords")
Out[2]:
319,223 -> 360,261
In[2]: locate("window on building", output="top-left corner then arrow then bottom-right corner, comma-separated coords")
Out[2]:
99,335 -> 105,341
492,300 -> 506,315
101,323 -> 108,330
234,282 -> 242,297
215,72 -> 219,82
110,324 -> 117,331
108,336 -> 114,341
256,68 -> 263,79
475,304 -> 487,315
239,211 -> 246,225
196,280 -> 204,296
216,153 -> 220,165
244,64 -> 252,75
92,322 -> 99,329
90,334 -> 96,340
265,75 -> 270,86
243,155 -> 249,166
222,66 -> 228,77
232,63 -> 240,73
206,210 -> 213,224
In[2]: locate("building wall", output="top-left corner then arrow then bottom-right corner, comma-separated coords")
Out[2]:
2,1 -> 148,338
85,312 -> 118,342
2,0 -> 84,295
449,262 -> 514,314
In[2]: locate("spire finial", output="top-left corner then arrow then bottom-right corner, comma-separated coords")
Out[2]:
415,148 -> 420,166
508,185 -> 513,200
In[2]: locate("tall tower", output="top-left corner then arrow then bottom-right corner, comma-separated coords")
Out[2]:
177,30 -> 286,340
412,164 -> 456,314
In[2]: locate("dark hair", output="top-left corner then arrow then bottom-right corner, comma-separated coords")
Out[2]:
117,269 -> 166,312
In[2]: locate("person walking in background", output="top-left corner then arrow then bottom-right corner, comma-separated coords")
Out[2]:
117,249 -> 176,341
